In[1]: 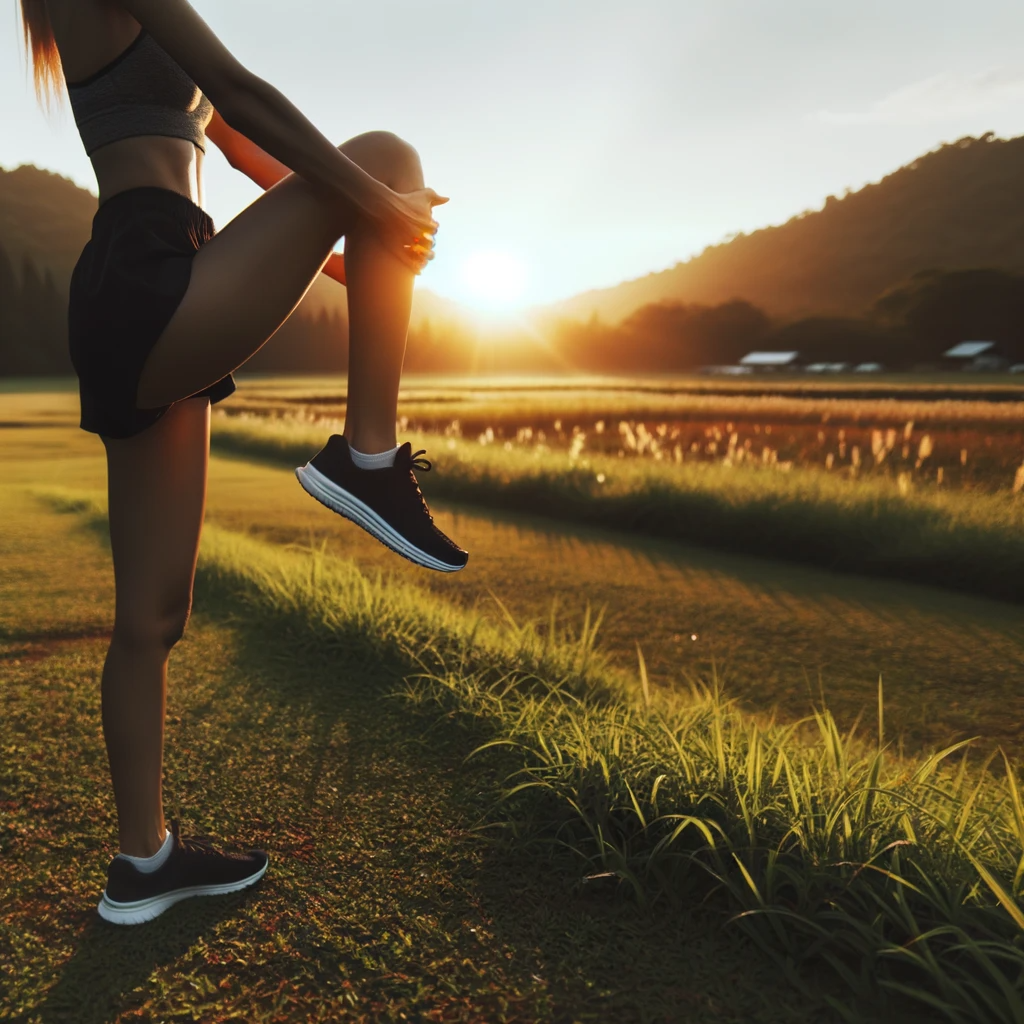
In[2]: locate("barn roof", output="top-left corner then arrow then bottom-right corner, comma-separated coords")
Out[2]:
945,341 -> 995,358
739,351 -> 799,366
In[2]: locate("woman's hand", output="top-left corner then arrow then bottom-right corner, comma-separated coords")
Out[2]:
377,187 -> 449,274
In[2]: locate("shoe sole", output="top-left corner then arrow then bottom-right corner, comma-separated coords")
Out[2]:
97,859 -> 268,926
295,462 -> 467,573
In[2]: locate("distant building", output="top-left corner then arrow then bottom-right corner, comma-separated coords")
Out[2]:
944,341 -> 1009,371
806,362 -> 851,373
739,351 -> 800,371
1011,363 -> 1024,374
854,362 -> 884,373
945,341 -> 995,359
699,364 -> 754,376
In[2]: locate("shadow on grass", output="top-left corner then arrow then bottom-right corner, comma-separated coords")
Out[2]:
175,556 -> 839,1021
36,892 -> 261,1024
31,498 -> 838,1022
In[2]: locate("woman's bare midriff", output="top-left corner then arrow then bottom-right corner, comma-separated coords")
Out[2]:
91,135 -> 204,208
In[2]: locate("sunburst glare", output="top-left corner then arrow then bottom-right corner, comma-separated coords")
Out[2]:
458,249 -> 529,311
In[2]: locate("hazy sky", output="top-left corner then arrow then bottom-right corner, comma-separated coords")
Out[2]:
4,0 -> 1024,307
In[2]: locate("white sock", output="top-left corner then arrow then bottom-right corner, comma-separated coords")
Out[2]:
349,444 -> 399,470
118,829 -> 173,874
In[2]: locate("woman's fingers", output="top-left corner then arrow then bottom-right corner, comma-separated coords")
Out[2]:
406,189 -> 448,232
390,239 -> 434,274
385,187 -> 447,271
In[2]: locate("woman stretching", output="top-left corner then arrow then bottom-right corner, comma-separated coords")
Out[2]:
20,0 -> 468,925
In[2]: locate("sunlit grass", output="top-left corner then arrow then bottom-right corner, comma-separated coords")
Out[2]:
36,485 -> 1024,1021
227,375 -> 1024,492
2,483 -> 828,1023
211,411 -> 1024,603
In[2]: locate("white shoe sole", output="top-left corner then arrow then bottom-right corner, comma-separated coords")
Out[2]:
295,462 -> 466,573
97,859 -> 268,926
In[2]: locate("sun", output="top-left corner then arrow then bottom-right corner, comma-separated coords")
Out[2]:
459,249 -> 529,310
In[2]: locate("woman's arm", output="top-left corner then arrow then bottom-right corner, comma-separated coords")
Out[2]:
118,0 -> 443,272
206,110 -> 346,286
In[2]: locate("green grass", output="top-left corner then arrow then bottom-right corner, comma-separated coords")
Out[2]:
198,451 -> 1024,761
8,413 -> 1023,761
5,398 -> 1024,1021
16,484 -> 1024,1022
0,483 -> 838,1023
211,412 -> 1024,603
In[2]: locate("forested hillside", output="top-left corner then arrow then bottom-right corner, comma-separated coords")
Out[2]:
553,133 -> 1024,324
0,164 -> 96,285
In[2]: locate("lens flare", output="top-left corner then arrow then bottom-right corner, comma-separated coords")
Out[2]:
459,249 -> 528,310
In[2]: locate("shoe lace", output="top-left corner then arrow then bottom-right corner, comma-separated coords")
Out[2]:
409,449 -> 432,472
170,819 -> 221,857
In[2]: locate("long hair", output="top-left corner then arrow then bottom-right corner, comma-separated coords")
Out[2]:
20,0 -> 63,103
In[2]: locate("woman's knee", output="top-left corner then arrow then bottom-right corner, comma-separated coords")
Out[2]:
340,131 -> 424,193
112,598 -> 192,654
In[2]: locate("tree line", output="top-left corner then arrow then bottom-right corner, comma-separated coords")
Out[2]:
0,243 -> 69,376
546,267 -> 1024,372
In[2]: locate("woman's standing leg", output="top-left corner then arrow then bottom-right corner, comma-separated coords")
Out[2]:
101,397 -> 210,857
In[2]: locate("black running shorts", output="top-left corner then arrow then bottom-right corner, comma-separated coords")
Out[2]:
69,186 -> 235,439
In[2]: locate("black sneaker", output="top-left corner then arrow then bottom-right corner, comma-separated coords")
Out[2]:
97,821 -> 268,925
295,436 -> 469,573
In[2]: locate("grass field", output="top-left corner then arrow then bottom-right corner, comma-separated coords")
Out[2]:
0,428 -> 841,1023
211,408 -> 1024,604
4,382 -> 1024,1021
5,489 -> 842,1023
228,374 -> 1024,493
6,394 -> 1024,757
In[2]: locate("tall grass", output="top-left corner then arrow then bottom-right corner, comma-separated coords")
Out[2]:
39,485 -> 1024,1021
211,412 -> 1024,603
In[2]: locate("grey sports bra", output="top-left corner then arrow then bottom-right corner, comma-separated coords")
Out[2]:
67,29 -> 213,157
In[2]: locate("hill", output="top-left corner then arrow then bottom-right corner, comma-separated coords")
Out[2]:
0,164 -> 97,285
550,133 -> 1024,325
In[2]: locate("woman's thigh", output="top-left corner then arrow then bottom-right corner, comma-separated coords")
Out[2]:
105,397 -> 210,644
137,131 -> 424,409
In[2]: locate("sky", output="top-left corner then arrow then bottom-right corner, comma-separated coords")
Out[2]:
5,0 -> 1024,309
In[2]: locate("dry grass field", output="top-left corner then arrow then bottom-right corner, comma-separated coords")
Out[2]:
228,374 -> 1024,493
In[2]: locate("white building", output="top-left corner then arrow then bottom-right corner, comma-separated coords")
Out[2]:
944,341 -> 1008,371
739,351 -> 800,371
806,362 -> 851,373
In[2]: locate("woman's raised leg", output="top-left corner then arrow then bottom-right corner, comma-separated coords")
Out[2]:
137,130 -> 467,572
137,128 -> 424,455
102,397 -> 210,857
